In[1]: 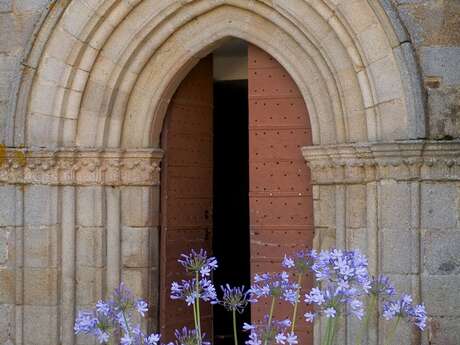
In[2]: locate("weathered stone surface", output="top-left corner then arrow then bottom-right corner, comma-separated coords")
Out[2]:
346,185 -> 366,228
422,275 -> 460,317
379,180 -> 411,229
0,304 -> 14,344
381,229 -> 419,274
24,225 -> 58,268
24,186 -> 58,226
77,187 -> 103,227
425,316 -> 460,345
76,226 -> 105,268
0,186 -> 18,226
421,183 -> 458,229
122,226 -> 151,268
423,230 -> 460,275
23,268 -> 58,305
23,306 -> 58,345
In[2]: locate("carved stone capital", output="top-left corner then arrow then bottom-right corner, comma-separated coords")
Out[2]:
302,140 -> 460,184
0,148 -> 164,186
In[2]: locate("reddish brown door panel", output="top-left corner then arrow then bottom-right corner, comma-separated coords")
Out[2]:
248,44 -> 314,345
160,56 -> 214,341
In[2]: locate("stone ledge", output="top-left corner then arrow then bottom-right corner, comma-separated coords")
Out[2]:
0,148 -> 164,186
302,140 -> 460,184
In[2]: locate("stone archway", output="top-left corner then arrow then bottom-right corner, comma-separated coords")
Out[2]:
1,1 -> 428,345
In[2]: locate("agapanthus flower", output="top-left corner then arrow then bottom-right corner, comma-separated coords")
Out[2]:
220,284 -> 250,313
369,275 -> 396,299
135,300 -> 149,317
171,327 -> 210,345
243,317 -> 292,345
250,272 -> 300,304
74,283 -> 161,345
282,250 -> 315,274
170,278 -> 218,305
383,294 -> 427,330
178,249 -> 218,277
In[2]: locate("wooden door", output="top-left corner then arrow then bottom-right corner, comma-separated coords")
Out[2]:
248,45 -> 314,344
160,56 -> 214,341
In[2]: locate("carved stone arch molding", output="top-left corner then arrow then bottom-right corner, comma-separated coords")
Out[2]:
2,1 -> 433,345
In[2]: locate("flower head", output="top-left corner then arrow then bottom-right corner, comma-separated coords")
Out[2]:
383,295 -> 427,330
172,327 -> 210,345
369,275 -> 396,299
282,250 -> 314,274
220,284 -> 250,313
250,272 -> 299,304
178,249 -> 218,277
170,278 -> 218,305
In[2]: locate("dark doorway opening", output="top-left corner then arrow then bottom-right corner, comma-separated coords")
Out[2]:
213,79 -> 251,345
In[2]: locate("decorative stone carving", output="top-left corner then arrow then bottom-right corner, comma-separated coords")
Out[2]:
302,140 -> 460,184
0,148 -> 163,186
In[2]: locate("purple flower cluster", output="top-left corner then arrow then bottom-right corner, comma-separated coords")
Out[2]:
74,283 -> 161,345
171,327 -> 210,345
383,294 -> 427,330
303,249 -> 370,321
178,249 -> 218,277
282,250 -> 314,274
170,278 -> 218,305
220,284 -> 250,313
369,275 -> 396,299
250,272 -> 300,305
243,318 -> 297,345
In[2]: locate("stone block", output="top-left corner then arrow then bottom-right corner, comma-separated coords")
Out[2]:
13,0 -> 50,13
420,47 -> 460,87
368,55 -> 403,103
121,268 -> 149,300
422,275 -> 460,317
76,226 -> 105,267
317,186 -> 336,228
0,186 -> 18,226
24,186 -> 58,226
421,183 -> 457,229
121,187 -> 153,227
23,306 -> 58,345
77,186 -> 104,227
346,185 -> 366,228
0,268 -> 14,303
378,98 -> 409,140
0,0 -> 12,12
0,227 -> 10,264
0,304 -> 14,344
23,268 -> 58,305
76,266 -> 104,305
381,229 -> 419,274
122,226 -> 151,268
423,316 -> 460,345
423,230 -> 460,275
427,86 -> 460,139
379,181 -> 411,230
358,24 -> 391,64
24,225 -> 58,268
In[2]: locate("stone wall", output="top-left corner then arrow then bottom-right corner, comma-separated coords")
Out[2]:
0,1 -> 459,345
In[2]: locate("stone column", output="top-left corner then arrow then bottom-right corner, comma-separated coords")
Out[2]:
303,140 -> 460,345
0,148 -> 163,345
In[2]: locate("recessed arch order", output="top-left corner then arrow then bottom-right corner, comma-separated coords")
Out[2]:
16,0 -> 425,150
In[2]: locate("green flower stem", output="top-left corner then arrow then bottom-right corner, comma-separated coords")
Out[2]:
264,297 -> 277,345
121,310 -> 132,338
195,272 -> 202,345
328,317 -> 337,345
232,309 -> 238,345
322,317 -> 332,345
290,274 -> 303,334
192,303 -> 199,338
356,294 -> 377,345
385,316 -> 401,345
